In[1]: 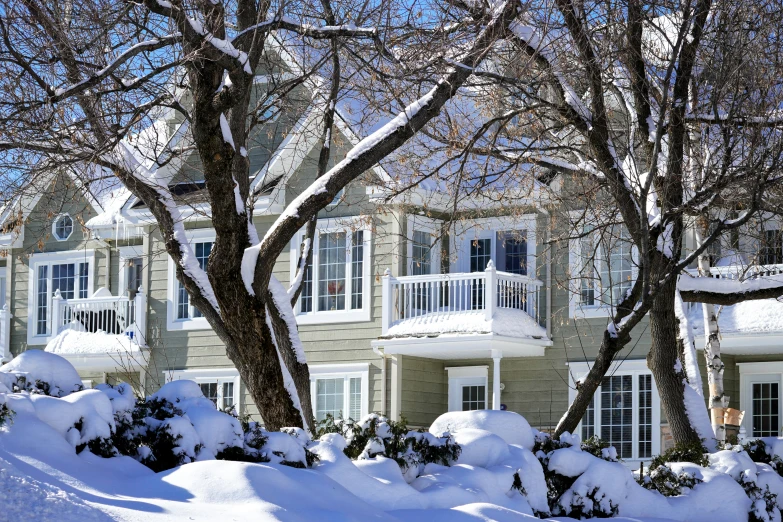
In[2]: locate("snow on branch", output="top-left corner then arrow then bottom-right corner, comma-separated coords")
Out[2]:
679,274 -> 783,305
51,35 -> 182,101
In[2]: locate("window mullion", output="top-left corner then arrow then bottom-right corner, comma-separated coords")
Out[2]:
344,234 -> 353,307
595,384 -> 601,441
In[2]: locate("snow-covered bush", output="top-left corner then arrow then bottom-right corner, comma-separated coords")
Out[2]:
745,439 -> 783,478
429,410 -> 534,450
0,394 -> 15,428
0,350 -> 83,397
316,413 -> 460,481
639,464 -> 703,496
649,439 -> 710,469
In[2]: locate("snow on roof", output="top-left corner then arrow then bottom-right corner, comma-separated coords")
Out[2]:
688,298 -> 783,336
45,329 -> 142,356
384,307 -> 547,340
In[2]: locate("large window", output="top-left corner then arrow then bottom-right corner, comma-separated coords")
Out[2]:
309,364 -> 368,421
291,220 -> 371,325
166,368 -> 240,413
452,216 -> 536,277
28,251 -> 94,344
571,225 -> 637,317
167,229 -> 215,331
570,360 -> 660,461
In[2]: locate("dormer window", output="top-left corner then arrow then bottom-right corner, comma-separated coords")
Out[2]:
53,214 -> 73,241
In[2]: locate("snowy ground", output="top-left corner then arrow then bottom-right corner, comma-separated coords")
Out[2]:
0,351 -> 779,521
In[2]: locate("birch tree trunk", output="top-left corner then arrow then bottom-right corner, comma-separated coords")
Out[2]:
695,217 -> 727,442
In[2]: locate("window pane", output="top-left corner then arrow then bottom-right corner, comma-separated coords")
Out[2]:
638,374 -> 653,459
36,265 -> 49,335
470,238 -> 491,309
349,377 -> 361,420
317,232 -> 346,311
753,382 -> 780,437
300,261 -> 313,313
222,382 -> 235,410
78,262 -> 89,299
601,228 -> 633,306
600,375 -> 633,459
177,282 -> 189,319
412,230 -> 432,276
581,394 -> 595,441
192,242 -> 212,318
200,382 -> 218,406
461,385 -> 486,411
52,263 -> 76,300
580,230 -> 596,306
502,231 -> 527,275
316,378 -> 345,421
351,231 -> 364,310
762,229 -> 783,265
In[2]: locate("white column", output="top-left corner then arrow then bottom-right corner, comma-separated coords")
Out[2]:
0,304 -> 11,362
51,289 -> 63,338
381,269 -> 392,336
485,260 -> 496,321
492,349 -> 502,410
134,286 -> 147,346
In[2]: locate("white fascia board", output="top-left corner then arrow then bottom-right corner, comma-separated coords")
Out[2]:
58,349 -> 149,373
372,333 -> 549,359
695,333 -> 783,355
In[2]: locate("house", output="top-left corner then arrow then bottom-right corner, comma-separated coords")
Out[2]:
1,44 -> 783,466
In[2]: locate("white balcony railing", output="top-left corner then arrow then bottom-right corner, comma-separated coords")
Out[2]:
684,263 -> 783,281
381,261 -> 543,335
51,288 -> 147,346
0,304 -> 11,362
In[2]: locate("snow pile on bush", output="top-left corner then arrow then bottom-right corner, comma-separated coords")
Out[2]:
0,350 -> 83,396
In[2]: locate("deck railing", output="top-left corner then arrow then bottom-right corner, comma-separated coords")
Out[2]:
381,261 -> 543,335
52,288 -> 147,345
684,263 -> 783,281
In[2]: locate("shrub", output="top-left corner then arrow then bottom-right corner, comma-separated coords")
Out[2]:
533,432 -> 621,516
743,440 -> 783,478
649,440 -> 709,469
739,469 -> 780,522
639,465 -> 702,496
0,400 -> 14,428
316,414 -> 460,481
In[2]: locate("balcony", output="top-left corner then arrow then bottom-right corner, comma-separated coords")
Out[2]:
377,261 -> 550,359
45,288 -> 149,372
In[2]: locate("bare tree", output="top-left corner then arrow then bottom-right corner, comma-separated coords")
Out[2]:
379,0 -> 783,445
0,0 -> 522,431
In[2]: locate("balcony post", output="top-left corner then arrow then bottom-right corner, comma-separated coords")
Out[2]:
381,269 -> 392,336
51,289 -> 63,337
492,349 -> 502,410
484,260 -> 496,321
134,286 -> 147,346
0,304 -> 11,362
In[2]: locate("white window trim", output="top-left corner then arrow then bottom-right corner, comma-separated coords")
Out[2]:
568,228 -> 639,319
450,215 -> 537,276
52,213 -> 74,242
407,214 -> 442,276
739,362 -> 783,438
289,217 -> 372,325
118,245 -> 144,296
27,249 -> 96,345
166,228 -> 215,331
309,363 -> 369,421
165,367 -> 241,411
446,366 -> 489,412
567,359 -> 661,462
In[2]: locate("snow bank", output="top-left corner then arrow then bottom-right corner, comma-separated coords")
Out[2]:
689,299 -> 783,335
150,379 -> 215,411
451,428 -> 510,468
0,350 -> 82,396
430,410 -> 534,450
30,390 -> 115,448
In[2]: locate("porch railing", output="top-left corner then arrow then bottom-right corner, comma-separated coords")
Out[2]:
52,288 -> 147,346
381,261 -> 543,335
684,263 -> 783,281
0,305 -> 11,362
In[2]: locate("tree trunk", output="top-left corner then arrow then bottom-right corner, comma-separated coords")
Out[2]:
648,277 -> 702,445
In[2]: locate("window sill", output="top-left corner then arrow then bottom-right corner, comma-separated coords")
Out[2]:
166,317 -> 212,331
295,308 -> 371,325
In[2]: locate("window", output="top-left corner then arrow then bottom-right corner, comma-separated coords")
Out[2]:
452,216 -> 536,277
167,229 -> 215,330
327,188 -> 345,208
290,219 -> 371,325
28,251 -> 94,344
761,229 -> 783,265
569,360 -> 660,461
309,364 -> 368,421
53,214 -> 74,241
571,225 -> 637,317
447,366 -> 489,412
165,368 -> 240,412
739,363 -> 783,438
